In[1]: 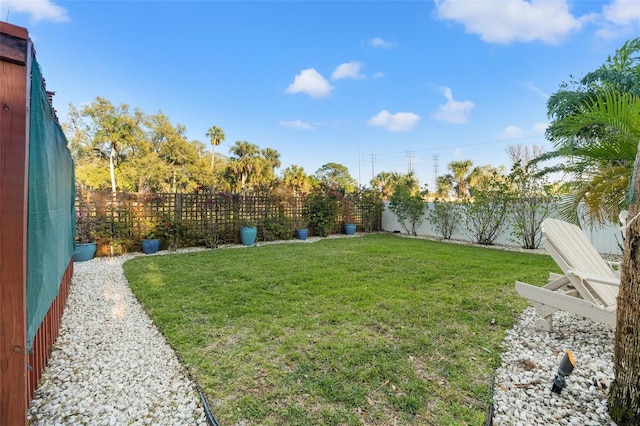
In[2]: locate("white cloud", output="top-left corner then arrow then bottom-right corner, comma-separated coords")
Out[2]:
278,120 -> 313,130
367,110 -> 421,132
0,0 -> 69,23
373,71 -> 385,79
597,0 -> 640,39
434,0 -> 587,44
502,125 -> 525,139
370,37 -> 395,48
332,62 -> 365,80
533,122 -> 549,134
526,82 -> 549,99
286,68 -> 333,98
432,87 -> 474,124
603,0 -> 640,25
499,122 -> 548,139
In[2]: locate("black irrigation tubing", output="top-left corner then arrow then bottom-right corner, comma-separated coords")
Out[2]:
198,389 -> 220,426
485,373 -> 496,426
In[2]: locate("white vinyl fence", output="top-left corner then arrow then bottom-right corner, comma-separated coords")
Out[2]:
382,202 -> 624,256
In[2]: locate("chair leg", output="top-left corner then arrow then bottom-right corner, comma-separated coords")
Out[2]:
530,302 -> 556,332
533,316 -> 553,332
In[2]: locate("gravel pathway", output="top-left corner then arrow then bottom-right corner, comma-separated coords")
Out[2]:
27,236 -> 619,425
27,252 -> 209,426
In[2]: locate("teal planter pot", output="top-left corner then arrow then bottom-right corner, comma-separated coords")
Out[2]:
344,224 -> 356,235
296,228 -> 309,240
74,242 -> 97,262
240,226 -> 257,246
141,238 -> 161,254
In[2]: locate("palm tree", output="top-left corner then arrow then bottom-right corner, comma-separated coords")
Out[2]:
540,37 -> 640,225
228,141 -> 260,192
549,90 -> 640,424
435,174 -> 454,198
547,92 -> 637,224
262,148 -> 281,171
448,160 -> 473,198
206,125 -> 225,170
283,165 -> 310,196
370,171 -> 394,200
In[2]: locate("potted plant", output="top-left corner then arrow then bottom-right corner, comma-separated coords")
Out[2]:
343,217 -> 357,235
342,199 -> 357,235
140,217 -> 161,254
240,219 -> 257,246
295,217 -> 309,241
74,206 -> 99,261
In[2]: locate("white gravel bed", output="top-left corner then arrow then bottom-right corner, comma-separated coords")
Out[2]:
28,234 -> 618,425
28,251 -> 209,426
492,308 -> 616,426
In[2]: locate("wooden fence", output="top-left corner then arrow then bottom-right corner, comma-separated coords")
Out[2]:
1,22 -> 75,425
77,187 -> 381,255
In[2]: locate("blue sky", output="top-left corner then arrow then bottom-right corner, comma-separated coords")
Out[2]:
2,0 -> 639,188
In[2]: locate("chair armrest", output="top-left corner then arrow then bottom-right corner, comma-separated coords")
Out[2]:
566,269 -> 620,287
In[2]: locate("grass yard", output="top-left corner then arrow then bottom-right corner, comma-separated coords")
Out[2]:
123,234 -> 558,425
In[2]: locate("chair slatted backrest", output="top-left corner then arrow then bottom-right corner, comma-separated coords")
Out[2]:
542,218 -> 618,307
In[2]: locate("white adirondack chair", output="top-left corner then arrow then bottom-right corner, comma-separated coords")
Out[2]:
515,218 -> 619,331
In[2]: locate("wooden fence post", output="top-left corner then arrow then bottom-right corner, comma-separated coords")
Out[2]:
0,21 -> 30,426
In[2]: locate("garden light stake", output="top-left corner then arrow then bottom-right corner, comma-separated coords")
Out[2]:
551,350 -> 575,394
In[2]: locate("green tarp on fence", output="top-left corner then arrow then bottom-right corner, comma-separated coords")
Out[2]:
26,60 -> 75,351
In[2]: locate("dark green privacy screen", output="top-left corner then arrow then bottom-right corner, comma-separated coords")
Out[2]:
26,60 -> 75,351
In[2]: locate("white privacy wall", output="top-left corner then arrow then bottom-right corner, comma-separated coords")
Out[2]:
381,202 -> 624,256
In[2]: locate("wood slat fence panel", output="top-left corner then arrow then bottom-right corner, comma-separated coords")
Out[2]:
76,188 -> 382,255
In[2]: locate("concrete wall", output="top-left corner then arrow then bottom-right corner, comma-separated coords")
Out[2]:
382,202 -> 624,256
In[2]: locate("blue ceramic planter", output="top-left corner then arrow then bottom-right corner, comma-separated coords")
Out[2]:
296,228 -> 309,240
141,238 -> 161,254
344,224 -> 356,235
240,226 -> 257,246
74,242 -> 97,262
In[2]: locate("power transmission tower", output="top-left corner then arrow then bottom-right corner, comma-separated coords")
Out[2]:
371,153 -> 376,181
407,151 -> 414,173
432,154 -> 439,191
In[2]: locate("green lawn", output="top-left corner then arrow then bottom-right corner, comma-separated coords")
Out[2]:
123,234 -> 558,425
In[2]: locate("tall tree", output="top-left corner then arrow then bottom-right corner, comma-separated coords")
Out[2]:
314,162 -> 357,193
612,91 -> 640,425
436,174 -> 454,198
227,141 -> 261,192
541,37 -> 640,424
540,38 -> 640,225
370,171 -> 395,200
448,160 -> 473,198
259,147 -> 282,186
283,165 -> 311,196
69,97 -> 144,192
206,125 -> 225,170
557,91 -> 640,424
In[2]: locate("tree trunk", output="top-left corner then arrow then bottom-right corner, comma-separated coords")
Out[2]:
109,143 -> 117,194
210,148 -> 215,170
609,144 -> 640,425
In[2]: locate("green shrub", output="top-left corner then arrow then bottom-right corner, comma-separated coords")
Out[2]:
388,184 -> 426,236
428,200 -> 462,239
304,185 -> 342,237
261,216 -> 295,241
